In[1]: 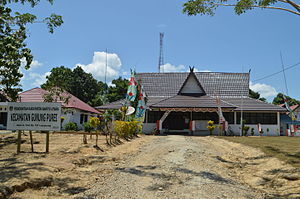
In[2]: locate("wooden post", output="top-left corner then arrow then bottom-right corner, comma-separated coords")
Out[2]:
45,131 -> 49,153
29,131 -> 34,152
17,130 -> 22,154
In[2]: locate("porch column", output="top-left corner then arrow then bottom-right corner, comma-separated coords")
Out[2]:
277,112 -> 280,136
234,112 -> 237,125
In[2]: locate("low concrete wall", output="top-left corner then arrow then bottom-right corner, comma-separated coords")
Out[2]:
142,123 -> 156,134
229,124 -> 280,136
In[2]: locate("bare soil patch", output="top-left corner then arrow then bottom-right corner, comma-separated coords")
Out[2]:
0,132 -> 156,199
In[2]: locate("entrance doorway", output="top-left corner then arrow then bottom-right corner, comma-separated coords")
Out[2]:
163,112 -> 190,130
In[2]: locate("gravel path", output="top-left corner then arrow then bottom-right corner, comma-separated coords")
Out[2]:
77,135 -> 263,199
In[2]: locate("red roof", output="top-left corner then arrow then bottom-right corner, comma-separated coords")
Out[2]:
18,88 -> 100,114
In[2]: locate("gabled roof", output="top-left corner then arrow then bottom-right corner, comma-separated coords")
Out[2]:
151,95 -> 236,108
18,88 -> 100,114
224,98 -> 286,112
178,68 -> 206,96
96,97 -> 166,110
136,72 -> 249,98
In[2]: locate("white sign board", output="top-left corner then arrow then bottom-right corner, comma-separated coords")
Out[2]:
7,102 -> 61,131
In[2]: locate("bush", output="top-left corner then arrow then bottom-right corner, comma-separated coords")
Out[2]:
84,122 -> 94,132
64,122 -> 77,131
243,126 -> 250,136
207,120 -> 215,135
114,120 -> 141,138
90,117 -> 100,128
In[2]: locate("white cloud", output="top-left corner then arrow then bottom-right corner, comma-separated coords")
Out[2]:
250,81 -> 278,98
187,68 -> 211,72
28,72 -> 51,87
77,51 -> 122,82
21,58 -> 43,70
160,63 -> 185,72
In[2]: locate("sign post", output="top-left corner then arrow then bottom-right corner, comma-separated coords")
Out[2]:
7,102 -> 61,153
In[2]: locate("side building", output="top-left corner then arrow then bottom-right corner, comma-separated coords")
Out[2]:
0,88 -> 100,130
97,69 -> 287,136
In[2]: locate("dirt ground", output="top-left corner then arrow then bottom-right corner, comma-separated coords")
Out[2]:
1,133 -> 299,199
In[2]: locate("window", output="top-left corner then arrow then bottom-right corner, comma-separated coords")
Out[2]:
84,115 -> 88,123
80,114 -> 84,124
237,112 -> 277,124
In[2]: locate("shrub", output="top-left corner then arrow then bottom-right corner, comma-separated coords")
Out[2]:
64,122 -> 77,131
243,126 -> 250,136
90,117 -> 100,128
114,120 -> 141,138
84,122 -> 94,132
207,120 -> 215,135
251,128 -> 255,136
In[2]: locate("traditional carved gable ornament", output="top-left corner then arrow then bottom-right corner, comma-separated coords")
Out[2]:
178,67 -> 206,96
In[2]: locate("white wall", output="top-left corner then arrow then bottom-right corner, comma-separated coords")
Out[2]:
61,108 -> 97,130
229,124 -> 280,136
142,123 -> 156,134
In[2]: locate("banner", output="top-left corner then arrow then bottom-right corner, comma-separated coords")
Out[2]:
135,86 -> 146,119
126,69 -> 137,102
7,102 -> 61,131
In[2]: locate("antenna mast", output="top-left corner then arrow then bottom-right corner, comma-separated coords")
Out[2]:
158,32 -> 164,73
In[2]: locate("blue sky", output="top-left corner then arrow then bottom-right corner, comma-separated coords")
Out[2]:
11,0 -> 300,101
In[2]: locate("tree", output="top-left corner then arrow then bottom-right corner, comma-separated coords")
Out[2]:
272,93 -> 300,106
0,0 -> 63,101
249,89 -> 266,102
183,0 -> 300,17
41,66 -> 73,91
70,66 -> 100,104
107,77 -> 129,103
42,66 -> 107,105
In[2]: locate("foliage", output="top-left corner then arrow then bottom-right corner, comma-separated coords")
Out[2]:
89,117 -> 100,128
207,120 -> 215,135
251,127 -> 255,136
107,77 -> 129,102
64,122 -> 77,131
259,128 -> 264,136
0,0 -> 63,101
243,126 -> 250,136
83,122 -> 93,132
249,89 -> 266,102
272,93 -> 300,106
41,66 -> 107,106
41,66 -> 73,91
114,120 -> 141,138
70,66 -> 101,105
183,0 -> 300,17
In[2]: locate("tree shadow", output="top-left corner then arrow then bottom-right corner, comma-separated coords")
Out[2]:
116,166 -> 233,185
0,136 -> 25,149
176,168 -> 233,184
0,157 -> 50,183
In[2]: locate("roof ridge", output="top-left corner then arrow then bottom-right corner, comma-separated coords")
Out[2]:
149,95 -> 177,107
19,87 -> 41,94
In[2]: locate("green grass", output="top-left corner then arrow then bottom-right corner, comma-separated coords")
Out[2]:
221,137 -> 300,169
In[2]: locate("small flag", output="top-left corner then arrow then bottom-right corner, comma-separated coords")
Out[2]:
135,86 -> 146,118
126,69 -> 137,102
257,123 -> 261,133
283,95 -> 296,121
